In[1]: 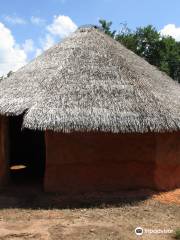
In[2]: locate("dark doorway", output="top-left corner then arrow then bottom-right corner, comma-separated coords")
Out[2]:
8,115 -> 46,185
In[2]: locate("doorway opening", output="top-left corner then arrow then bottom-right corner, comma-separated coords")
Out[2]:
8,115 -> 46,186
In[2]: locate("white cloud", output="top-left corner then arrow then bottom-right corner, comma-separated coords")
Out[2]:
47,15 -> 77,38
40,34 -> 55,50
30,16 -> 46,26
160,24 -> 180,41
0,22 -> 27,76
35,15 -> 77,54
22,39 -> 35,53
0,15 -> 78,75
35,48 -> 43,57
3,15 -> 26,25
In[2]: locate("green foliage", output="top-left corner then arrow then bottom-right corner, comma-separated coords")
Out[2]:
99,20 -> 180,82
159,37 -> 180,81
115,23 -> 137,52
134,25 -> 161,64
99,19 -> 116,38
174,229 -> 180,239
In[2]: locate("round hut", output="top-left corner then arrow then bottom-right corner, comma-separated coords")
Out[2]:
0,26 -> 180,193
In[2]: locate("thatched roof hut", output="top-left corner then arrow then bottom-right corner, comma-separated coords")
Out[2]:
0,26 -> 180,133
0,26 -> 180,193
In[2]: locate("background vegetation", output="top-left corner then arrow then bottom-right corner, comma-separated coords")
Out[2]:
99,19 -> 180,82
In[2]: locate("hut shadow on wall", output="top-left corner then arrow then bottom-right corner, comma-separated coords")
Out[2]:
8,114 -> 46,187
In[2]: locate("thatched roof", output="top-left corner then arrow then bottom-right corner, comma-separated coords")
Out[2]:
0,25 -> 180,133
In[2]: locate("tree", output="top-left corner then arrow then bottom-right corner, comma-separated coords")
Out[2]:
99,19 -> 116,38
115,23 -> 137,52
159,37 -> 180,81
116,25 -> 162,65
99,19 -> 180,82
134,26 -> 161,65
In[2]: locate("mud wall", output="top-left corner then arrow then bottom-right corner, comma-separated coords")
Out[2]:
0,116 -> 9,188
44,132 -> 158,193
155,132 -> 180,190
44,131 -> 180,193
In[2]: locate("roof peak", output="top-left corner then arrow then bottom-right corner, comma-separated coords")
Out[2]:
77,24 -> 104,32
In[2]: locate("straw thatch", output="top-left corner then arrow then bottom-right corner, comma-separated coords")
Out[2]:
0,26 -> 180,133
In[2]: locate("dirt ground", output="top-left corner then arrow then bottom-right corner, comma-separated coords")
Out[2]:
0,183 -> 179,240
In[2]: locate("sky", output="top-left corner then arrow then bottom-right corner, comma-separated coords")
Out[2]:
0,0 -> 180,76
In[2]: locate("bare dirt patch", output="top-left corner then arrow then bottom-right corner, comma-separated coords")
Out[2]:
0,185 -> 179,240
49,224 -> 121,240
0,233 -> 41,240
152,189 -> 180,205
